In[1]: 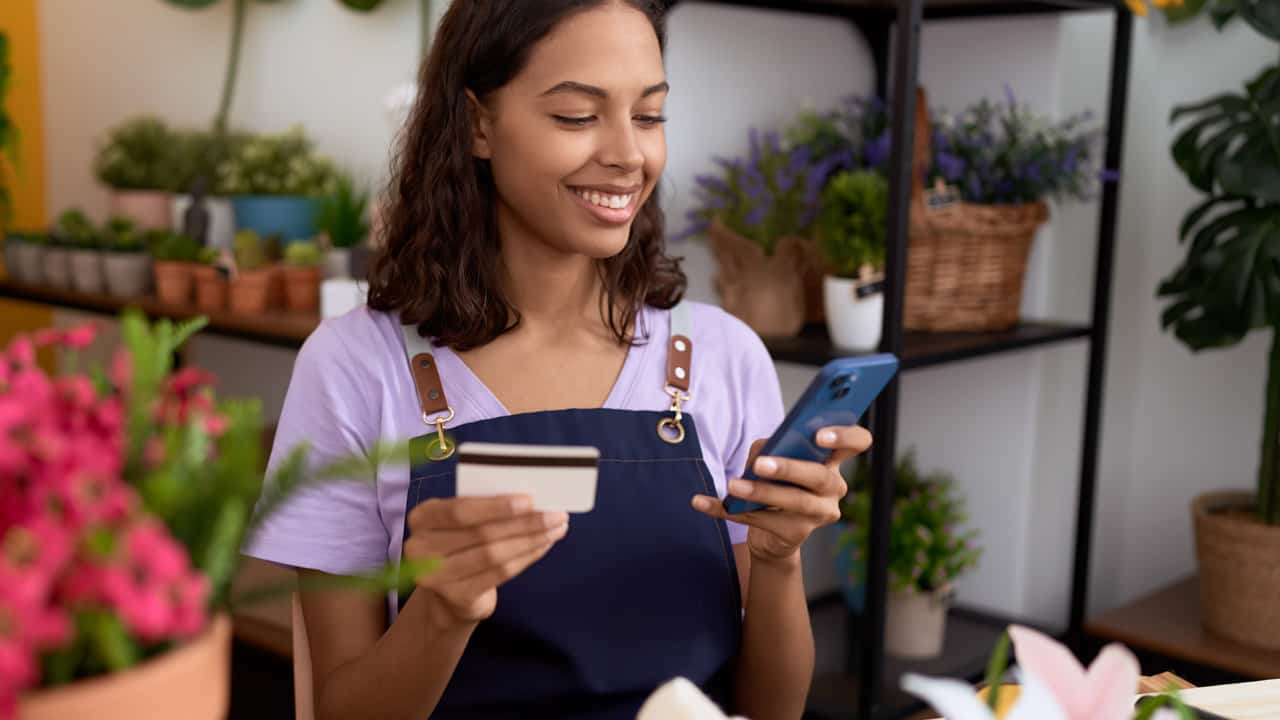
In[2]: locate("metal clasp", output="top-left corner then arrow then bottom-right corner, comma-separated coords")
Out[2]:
657,386 -> 689,445
422,407 -> 456,460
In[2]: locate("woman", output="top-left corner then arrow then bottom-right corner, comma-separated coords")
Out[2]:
244,1 -> 872,718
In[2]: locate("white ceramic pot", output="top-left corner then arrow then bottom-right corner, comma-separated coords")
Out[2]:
172,195 -> 236,250
823,275 -> 884,351
320,277 -> 368,319
325,248 -> 352,279
42,247 -> 73,289
11,243 -> 44,284
69,249 -> 106,295
103,252 -> 153,298
885,585 -> 953,659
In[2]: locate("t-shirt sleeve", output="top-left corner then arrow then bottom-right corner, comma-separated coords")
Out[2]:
718,313 -> 785,545
241,322 -> 390,576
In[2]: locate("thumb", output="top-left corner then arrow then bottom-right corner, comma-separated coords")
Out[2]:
745,438 -> 768,472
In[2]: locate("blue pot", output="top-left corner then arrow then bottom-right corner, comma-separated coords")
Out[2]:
835,531 -> 866,613
231,195 -> 319,244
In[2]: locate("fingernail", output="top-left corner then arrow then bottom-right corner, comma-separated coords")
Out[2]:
692,496 -> 712,511
755,457 -> 778,475
730,479 -> 754,497
548,523 -> 569,540
544,512 -> 568,527
818,430 -> 838,446
512,496 -> 533,513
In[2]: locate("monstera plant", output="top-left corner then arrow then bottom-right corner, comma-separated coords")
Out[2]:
1155,0 -> 1280,652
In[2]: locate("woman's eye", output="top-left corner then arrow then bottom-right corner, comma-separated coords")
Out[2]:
552,115 -> 595,127
635,114 -> 668,126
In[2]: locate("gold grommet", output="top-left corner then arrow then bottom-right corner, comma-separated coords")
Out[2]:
657,417 -> 685,445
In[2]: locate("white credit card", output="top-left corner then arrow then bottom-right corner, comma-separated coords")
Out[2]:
455,442 -> 600,513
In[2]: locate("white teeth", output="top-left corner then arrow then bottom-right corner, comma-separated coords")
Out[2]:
575,189 -> 633,210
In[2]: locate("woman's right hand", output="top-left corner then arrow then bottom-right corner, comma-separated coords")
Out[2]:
403,495 -> 569,627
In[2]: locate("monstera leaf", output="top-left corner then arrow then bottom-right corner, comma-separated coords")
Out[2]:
337,0 -> 389,10
1170,66 -> 1280,201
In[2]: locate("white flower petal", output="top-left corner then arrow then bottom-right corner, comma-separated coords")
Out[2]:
900,673 -> 996,720
1006,668 -> 1069,720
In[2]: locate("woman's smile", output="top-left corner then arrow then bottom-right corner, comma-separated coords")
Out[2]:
567,183 -> 642,225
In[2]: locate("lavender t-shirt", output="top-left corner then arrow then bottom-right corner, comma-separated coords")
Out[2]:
242,302 -> 784,578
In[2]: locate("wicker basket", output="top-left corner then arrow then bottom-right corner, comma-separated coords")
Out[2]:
903,88 -> 1050,332
1193,490 -> 1280,651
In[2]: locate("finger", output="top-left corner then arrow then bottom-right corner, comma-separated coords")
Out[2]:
745,438 -> 768,469
727,478 -> 842,525
692,495 -> 730,520
423,511 -> 569,555
816,425 -> 873,467
693,495 -> 825,546
443,533 -> 563,597
752,455 -> 845,498
433,522 -> 569,584
409,494 -> 535,531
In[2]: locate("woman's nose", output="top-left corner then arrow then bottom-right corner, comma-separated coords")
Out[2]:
597,118 -> 645,172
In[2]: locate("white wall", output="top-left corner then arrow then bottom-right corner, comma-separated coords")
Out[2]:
33,0 -> 1278,630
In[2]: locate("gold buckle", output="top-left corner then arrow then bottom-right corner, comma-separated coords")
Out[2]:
658,387 -> 689,445
422,408 -> 456,460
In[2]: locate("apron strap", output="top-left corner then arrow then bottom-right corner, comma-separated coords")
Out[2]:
666,302 -> 693,393
400,321 -> 453,423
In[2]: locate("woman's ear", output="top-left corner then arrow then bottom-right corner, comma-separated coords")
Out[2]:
467,90 -> 493,160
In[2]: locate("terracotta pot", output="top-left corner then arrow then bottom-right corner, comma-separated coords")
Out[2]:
110,190 -> 174,231
103,252 -> 153,298
153,261 -> 196,306
885,585 -> 953,659
1193,490 -> 1280,650
229,267 -> 276,314
706,220 -> 807,338
42,247 -> 72,289
69,249 -> 106,295
18,614 -> 230,720
282,265 -> 321,312
193,265 -> 229,312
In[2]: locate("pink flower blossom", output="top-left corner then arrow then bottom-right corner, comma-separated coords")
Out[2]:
204,414 -> 229,437
5,337 -> 35,369
62,324 -> 98,351
109,349 -> 132,391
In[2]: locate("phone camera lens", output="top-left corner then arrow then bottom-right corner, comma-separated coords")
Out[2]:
829,377 -> 843,389
835,386 -> 851,399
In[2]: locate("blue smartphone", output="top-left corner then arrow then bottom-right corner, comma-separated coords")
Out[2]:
723,353 -> 899,515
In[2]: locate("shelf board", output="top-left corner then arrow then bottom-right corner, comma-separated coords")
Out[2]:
765,321 -> 1092,369
676,0 -> 1120,20
806,599 -> 1016,720
0,279 -> 318,349
1086,576 -> 1280,681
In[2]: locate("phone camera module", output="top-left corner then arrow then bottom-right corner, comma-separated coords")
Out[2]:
834,386 -> 851,400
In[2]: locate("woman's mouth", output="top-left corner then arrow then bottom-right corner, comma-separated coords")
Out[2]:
569,186 -> 639,225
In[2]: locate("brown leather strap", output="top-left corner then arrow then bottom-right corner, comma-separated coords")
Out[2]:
666,334 -> 692,393
409,352 -> 451,418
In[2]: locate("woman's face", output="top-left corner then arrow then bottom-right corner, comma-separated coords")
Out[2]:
472,2 -> 667,262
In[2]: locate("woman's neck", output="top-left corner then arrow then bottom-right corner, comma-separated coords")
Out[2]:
498,232 -> 606,335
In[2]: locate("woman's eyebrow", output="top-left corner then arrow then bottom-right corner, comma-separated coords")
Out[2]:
540,80 -> 670,99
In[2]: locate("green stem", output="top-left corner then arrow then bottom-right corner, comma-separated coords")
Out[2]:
214,0 -> 248,134
1261,329 -> 1280,524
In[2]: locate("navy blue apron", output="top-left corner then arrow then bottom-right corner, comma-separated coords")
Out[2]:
398,304 -> 743,719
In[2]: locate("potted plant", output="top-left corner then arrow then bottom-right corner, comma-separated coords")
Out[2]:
169,128 -> 248,252
193,247 -> 229,313
315,170 -> 370,279
282,240 -> 323,312
3,314 -> 425,718
42,211 -> 81,290
228,229 -> 278,314
148,230 -> 203,306
1155,3 -> 1280,652
682,127 -> 851,338
840,449 -> 981,659
101,217 -> 153,299
93,116 -> 176,231
5,231 -> 46,286
220,126 -> 338,244
62,211 -> 106,295
818,169 -> 888,351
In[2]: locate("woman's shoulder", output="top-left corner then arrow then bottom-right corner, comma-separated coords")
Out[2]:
296,305 -> 406,383
681,301 -> 773,374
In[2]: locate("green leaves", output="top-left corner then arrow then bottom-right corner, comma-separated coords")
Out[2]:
1238,0 -> 1280,40
818,170 -> 888,278
337,0 -> 390,10
983,632 -> 1011,712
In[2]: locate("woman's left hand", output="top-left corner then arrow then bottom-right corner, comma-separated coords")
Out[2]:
692,425 -> 872,563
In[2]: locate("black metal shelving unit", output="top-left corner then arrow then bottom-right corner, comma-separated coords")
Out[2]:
663,0 -> 1133,718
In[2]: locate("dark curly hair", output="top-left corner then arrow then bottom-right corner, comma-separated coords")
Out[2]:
367,0 -> 686,351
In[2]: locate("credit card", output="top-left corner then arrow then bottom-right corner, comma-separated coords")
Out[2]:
456,442 -> 600,513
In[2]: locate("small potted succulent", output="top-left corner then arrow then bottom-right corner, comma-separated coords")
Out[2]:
681,128 -> 852,338
59,210 -> 105,295
101,217 -> 153,299
818,169 -> 888,351
315,171 -> 370,279
840,449 -> 981,659
282,240 -> 323,312
4,231 -> 47,286
228,229 -> 278,314
219,126 -> 338,244
42,210 -> 87,290
148,230 -> 203,306
93,116 -> 176,231
193,247 -> 229,313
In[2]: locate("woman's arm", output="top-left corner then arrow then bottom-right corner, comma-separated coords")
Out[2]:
300,574 -> 476,720
732,547 -> 815,720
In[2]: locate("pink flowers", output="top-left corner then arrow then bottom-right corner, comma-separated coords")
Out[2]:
0,323 -> 212,717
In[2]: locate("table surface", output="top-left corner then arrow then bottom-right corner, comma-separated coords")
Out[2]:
1162,679 -> 1280,718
